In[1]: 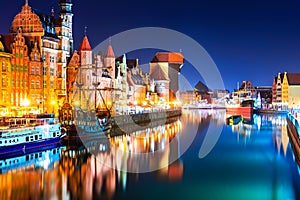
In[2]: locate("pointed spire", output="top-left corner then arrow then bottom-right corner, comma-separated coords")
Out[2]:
79,35 -> 92,51
105,38 -> 115,58
25,0 -> 28,5
51,7 -> 55,17
84,26 -> 87,36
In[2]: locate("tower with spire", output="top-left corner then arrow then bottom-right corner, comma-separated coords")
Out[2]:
58,0 -> 74,55
104,40 -> 116,84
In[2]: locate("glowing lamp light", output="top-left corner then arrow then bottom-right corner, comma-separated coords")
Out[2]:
22,99 -> 30,107
51,100 -> 56,105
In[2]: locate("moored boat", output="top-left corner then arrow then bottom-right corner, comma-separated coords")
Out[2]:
226,115 -> 243,125
253,109 -> 289,115
0,114 -> 65,159
226,100 -> 254,119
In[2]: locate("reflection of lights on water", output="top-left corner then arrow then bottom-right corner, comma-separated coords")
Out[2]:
110,120 -> 182,153
150,138 -> 155,152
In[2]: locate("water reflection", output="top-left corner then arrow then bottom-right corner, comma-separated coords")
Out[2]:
0,147 -> 64,199
60,119 -> 183,199
0,111 -> 300,200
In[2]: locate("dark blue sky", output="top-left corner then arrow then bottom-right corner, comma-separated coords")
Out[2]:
1,0 -> 300,91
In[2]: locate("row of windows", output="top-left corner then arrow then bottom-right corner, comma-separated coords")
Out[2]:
31,80 -> 40,89
31,66 -> 40,75
15,52 -> 24,59
2,78 -> 55,89
11,65 -> 28,73
11,78 -> 28,87
8,65 -> 54,76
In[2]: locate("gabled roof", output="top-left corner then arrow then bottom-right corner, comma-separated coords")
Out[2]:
276,73 -> 284,83
10,4 -> 44,34
79,36 -> 92,51
194,81 -> 210,94
239,80 -> 255,90
105,45 -> 115,58
286,73 -> 300,85
151,52 -> 184,63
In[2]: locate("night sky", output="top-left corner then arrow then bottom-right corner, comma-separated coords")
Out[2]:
1,0 -> 300,91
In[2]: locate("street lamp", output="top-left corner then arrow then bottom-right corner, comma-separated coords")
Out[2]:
21,99 -> 30,115
51,100 -> 55,114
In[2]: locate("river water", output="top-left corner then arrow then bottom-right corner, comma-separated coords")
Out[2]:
0,110 -> 299,200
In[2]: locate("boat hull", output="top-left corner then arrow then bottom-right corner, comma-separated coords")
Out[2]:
226,107 -> 253,119
253,109 -> 288,115
0,137 -> 63,159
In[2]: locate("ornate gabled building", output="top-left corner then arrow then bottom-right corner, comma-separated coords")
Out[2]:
273,72 -> 300,108
68,35 -> 115,112
232,80 -> 257,103
0,0 -> 73,116
115,57 -> 147,105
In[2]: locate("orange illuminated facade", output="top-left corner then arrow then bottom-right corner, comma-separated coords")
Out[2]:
0,0 -> 73,116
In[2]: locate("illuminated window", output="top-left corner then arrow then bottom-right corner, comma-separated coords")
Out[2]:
31,80 -> 35,89
2,77 -> 6,87
2,61 -> 6,72
36,81 -> 40,89
50,68 -> 54,76
31,66 -> 35,75
36,66 -> 40,75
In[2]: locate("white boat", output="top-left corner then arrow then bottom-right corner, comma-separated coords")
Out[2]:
0,114 -> 65,159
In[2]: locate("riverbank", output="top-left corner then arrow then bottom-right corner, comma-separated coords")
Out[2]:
286,114 -> 300,166
109,109 -> 182,136
62,108 -> 182,139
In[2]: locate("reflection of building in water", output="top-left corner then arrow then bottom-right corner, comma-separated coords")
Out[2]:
182,109 -> 226,126
110,120 -> 182,153
231,123 -> 252,142
0,119 -> 183,200
272,117 -> 289,156
0,147 -> 65,199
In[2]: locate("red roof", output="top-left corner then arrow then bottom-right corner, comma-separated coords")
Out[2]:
151,52 -> 184,63
287,73 -> 300,85
79,36 -> 92,51
105,45 -> 115,58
